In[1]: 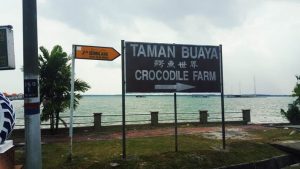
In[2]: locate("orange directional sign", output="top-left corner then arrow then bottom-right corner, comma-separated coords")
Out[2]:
73,45 -> 120,61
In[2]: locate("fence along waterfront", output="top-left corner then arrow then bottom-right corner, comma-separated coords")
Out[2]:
14,110 -> 249,129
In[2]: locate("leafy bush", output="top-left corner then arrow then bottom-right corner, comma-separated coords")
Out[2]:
281,75 -> 300,124
281,101 -> 300,124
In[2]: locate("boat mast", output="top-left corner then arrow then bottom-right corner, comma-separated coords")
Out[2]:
253,76 -> 257,97
239,82 -> 241,95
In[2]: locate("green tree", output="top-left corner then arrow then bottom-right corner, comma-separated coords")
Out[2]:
281,75 -> 300,124
39,45 -> 90,133
293,75 -> 300,103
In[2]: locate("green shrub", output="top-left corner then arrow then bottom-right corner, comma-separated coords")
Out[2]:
281,75 -> 300,124
281,101 -> 300,124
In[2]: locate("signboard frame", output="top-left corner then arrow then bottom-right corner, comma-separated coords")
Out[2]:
120,40 -> 226,159
124,41 -> 222,93
73,44 -> 120,61
0,25 -> 15,70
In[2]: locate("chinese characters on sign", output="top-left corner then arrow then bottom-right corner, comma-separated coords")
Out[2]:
125,42 -> 221,93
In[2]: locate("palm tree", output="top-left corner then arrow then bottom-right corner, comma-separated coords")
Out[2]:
39,45 -> 90,133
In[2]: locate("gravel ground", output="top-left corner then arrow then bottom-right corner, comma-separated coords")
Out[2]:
11,124 -> 270,144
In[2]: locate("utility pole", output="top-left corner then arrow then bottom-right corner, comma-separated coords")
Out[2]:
23,0 -> 42,168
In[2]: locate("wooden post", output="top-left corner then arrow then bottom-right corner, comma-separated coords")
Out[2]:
242,109 -> 251,124
150,111 -> 159,126
199,110 -> 208,124
93,113 -> 102,129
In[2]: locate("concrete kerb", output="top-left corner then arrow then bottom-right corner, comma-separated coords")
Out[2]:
282,125 -> 300,131
271,140 -> 300,156
215,155 -> 300,169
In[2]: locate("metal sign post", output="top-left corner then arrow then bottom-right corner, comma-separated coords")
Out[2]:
174,92 -> 178,152
69,44 -> 120,160
219,45 -> 226,149
121,40 -> 126,159
69,47 -> 75,160
23,0 -> 42,168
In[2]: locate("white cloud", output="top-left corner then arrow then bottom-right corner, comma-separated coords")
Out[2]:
212,1 -> 300,94
1,0 -> 299,94
38,17 -> 96,53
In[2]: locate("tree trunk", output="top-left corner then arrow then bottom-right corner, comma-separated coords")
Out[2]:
55,111 -> 59,131
50,114 -> 54,135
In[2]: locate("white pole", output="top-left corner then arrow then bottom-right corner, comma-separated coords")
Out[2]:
69,46 -> 75,160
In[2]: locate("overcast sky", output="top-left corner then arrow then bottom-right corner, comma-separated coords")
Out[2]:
0,0 -> 299,95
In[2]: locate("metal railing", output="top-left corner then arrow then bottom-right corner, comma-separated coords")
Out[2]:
14,109 -> 250,129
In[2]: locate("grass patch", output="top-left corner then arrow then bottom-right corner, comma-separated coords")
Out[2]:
118,138 -> 284,169
248,128 -> 300,142
16,134 -> 289,169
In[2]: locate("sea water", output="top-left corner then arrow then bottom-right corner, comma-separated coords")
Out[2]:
12,95 -> 294,128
